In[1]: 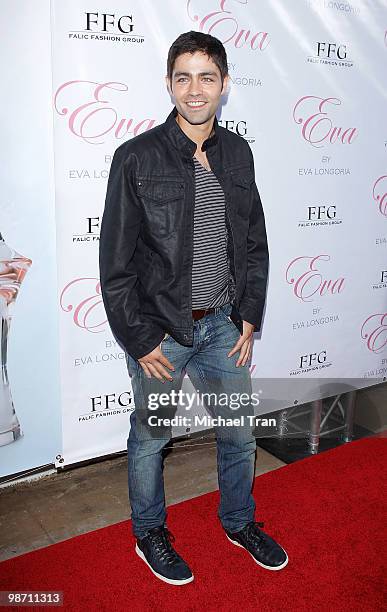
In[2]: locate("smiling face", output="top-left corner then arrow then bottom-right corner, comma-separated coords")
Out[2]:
166,51 -> 229,127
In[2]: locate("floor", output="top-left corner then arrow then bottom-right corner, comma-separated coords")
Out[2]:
1,383 -> 385,563
0,433 -> 284,562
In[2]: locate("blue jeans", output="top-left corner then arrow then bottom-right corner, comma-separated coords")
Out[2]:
125,302 -> 257,538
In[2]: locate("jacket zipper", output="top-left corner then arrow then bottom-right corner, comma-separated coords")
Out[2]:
224,186 -> 237,306
187,157 -> 196,337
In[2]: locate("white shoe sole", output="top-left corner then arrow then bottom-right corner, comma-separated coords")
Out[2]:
226,534 -> 289,571
135,543 -> 194,585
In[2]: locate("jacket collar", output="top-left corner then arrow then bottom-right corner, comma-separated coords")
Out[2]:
164,105 -> 219,157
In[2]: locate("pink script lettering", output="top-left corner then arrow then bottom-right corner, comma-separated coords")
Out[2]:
293,96 -> 357,148
54,80 -> 156,144
60,277 -> 107,333
286,255 -> 345,302
186,0 -> 270,50
361,314 -> 387,353
373,176 -> 387,216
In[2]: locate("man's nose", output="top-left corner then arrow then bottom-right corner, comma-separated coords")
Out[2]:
188,77 -> 203,97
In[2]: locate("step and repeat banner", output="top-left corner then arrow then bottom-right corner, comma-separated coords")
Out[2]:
1,0 -> 386,474
51,0 -> 387,466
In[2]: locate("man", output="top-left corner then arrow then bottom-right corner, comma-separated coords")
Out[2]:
99,30 -> 287,586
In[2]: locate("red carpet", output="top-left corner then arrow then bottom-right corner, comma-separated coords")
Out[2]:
1,435 -> 386,611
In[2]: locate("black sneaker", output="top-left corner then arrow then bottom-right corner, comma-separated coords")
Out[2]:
135,525 -> 194,585
225,521 -> 288,571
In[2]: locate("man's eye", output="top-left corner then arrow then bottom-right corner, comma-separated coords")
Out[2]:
176,77 -> 214,82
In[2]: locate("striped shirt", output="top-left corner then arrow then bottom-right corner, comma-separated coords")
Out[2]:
191,156 -> 230,309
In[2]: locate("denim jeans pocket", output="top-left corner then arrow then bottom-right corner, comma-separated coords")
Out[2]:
159,332 -> 173,350
220,303 -> 233,324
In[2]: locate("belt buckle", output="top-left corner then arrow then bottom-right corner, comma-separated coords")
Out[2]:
192,308 -> 207,321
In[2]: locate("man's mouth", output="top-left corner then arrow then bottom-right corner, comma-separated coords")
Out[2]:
186,101 -> 207,108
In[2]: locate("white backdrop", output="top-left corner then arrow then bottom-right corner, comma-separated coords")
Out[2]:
51,0 -> 387,466
2,0 -> 386,475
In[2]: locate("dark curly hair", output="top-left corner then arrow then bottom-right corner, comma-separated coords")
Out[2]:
167,30 -> 228,85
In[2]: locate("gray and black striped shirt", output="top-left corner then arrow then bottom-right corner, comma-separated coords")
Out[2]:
191,157 -> 230,309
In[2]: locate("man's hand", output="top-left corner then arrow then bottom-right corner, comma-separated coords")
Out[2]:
138,344 -> 175,381
227,320 -> 255,367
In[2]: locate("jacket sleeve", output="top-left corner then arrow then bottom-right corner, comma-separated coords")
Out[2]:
99,144 -> 165,360
238,146 -> 269,332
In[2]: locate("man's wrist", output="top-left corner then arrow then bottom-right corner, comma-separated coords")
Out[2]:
128,328 -> 166,361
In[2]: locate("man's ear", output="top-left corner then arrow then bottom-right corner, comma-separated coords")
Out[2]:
165,75 -> 172,95
221,74 -> 230,96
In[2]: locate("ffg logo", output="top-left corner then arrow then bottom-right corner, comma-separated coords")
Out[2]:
218,119 -> 247,137
307,205 -> 336,221
316,42 -> 347,60
299,351 -> 327,369
91,392 -> 132,412
85,12 -> 134,33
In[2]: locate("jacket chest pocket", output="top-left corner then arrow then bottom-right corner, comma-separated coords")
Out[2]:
230,171 -> 254,220
136,178 -> 184,237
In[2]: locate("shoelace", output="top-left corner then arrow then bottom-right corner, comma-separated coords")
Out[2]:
246,521 -> 265,543
148,528 -> 179,565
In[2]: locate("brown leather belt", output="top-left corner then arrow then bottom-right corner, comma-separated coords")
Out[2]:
192,308 -> 216,321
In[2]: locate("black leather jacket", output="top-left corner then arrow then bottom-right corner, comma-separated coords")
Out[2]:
99,106 -> 269,360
